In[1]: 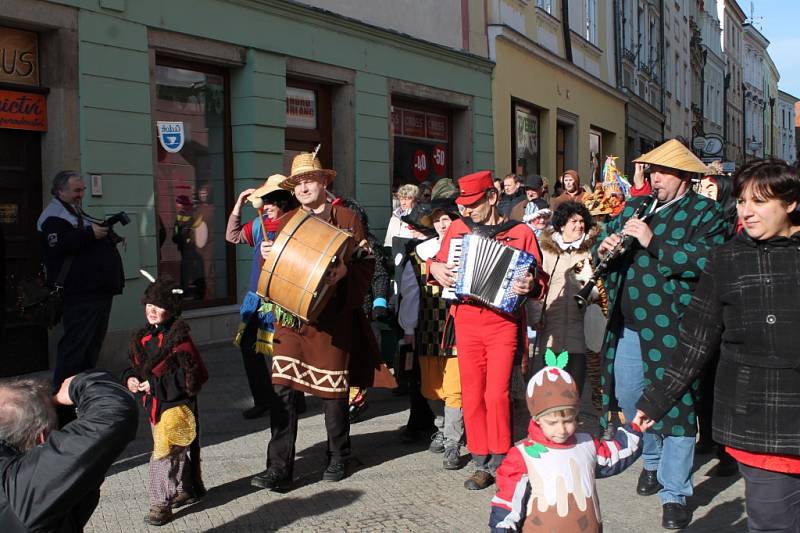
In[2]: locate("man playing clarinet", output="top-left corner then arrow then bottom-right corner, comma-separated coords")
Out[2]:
428,170 -> 547,491
595,139 -> 729,529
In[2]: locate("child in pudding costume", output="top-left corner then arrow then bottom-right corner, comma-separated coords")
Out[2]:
490,350 -> 642,532
123,272 -> 209,526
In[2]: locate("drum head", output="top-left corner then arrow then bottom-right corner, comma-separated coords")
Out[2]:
584,303 -> 607,353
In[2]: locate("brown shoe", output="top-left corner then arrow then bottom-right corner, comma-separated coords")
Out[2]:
464,470 -> 495,490
171,491 -> 200,508
144,506 -> 172,526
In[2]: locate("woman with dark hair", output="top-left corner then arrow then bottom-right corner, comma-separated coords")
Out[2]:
531,201 -> 598,396
635,158 -> 800,532
226,175 -> 298,419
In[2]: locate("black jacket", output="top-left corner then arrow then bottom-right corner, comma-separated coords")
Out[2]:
637,231 -> 800,455
0,372 -> 138,532
39,201 -> 124,304
497,189 -> 526,218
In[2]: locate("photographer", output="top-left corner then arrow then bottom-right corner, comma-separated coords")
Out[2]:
0,371 -> 138,531
36,170 -> 124,389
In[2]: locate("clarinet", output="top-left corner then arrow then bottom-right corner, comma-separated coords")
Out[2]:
574,191 -> 658,309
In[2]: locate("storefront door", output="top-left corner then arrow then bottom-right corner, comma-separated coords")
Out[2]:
0,128 -> 47,376
284,80 -> 332,186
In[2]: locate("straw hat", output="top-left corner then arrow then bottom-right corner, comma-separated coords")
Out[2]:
279,150 -> 337,191
632,139 -> 711,174
247,174 -> 287,204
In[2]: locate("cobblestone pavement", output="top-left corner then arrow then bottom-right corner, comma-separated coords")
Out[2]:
86,344 -> 747,532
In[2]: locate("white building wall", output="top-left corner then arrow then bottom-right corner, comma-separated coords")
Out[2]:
664,0 -> 692,139
777,92 -> 797,164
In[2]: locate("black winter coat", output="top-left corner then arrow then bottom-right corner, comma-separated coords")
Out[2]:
39,208 -> 124,304
0,372 -> 137,532
637,230 -> 800,455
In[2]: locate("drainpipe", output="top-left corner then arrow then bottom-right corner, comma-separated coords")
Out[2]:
723,72 -> 729,159
562,0 -> 573,63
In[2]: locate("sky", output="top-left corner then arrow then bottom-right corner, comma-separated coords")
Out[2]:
747,0 -> 800,98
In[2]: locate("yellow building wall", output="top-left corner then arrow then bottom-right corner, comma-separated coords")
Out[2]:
492,38 -> 626,186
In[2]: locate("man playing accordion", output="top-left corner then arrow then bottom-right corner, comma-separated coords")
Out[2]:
428,170 -> 547,491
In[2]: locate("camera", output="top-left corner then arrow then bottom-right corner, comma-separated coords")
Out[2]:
101,211 -> 130,245
102,211 -> 131,228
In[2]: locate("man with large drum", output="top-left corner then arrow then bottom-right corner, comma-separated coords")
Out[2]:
251,152 -> 378,491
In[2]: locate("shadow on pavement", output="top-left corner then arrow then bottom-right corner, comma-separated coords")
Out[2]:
202,488 -> 364,531
684,496 -> 747,532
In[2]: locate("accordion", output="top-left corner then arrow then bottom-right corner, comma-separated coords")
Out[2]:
454,234 -> 536,314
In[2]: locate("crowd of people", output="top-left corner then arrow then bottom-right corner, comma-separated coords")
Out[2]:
1,138 -> 799,532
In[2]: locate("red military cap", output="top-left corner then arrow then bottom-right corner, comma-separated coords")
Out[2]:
455,170 -> 495,206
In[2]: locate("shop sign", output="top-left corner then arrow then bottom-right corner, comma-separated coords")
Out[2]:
0,203 -> 18,224
286,87 -> 317,129
157,121 -> 185,153
0,27 -> 39,86
432,145 -> 446,175
412,149 -> 429,182
0,89 -> 47,131
403,110 -> 426,138
426,113 -> 448,140
515,105 -> 538,158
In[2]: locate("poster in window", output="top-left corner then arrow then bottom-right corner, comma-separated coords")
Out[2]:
426,113 -> 448,140
515,105 -> 538,159
402,110 -> 426,138
286,87 -> 317,129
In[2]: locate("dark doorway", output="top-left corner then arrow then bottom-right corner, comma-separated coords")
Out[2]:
0,128 -> 48,376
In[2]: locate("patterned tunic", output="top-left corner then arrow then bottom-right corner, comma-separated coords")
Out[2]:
597,190 -> 728,437
409,245 -> 456,358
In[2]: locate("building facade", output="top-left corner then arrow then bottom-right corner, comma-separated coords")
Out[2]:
487,0 -> 626,188
697,0 -> 724,141
617,0 -> 664,174
764,53 -> 779,158
742,23 -> 768,160
0,0 -> 494,368
718,0 -> 746,165
777,91 -> 797,164
663,0 -> 692,141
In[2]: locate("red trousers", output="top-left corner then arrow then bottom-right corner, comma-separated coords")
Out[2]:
454,304 -> 519,456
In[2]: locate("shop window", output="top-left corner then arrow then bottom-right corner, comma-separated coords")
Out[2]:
391,101 -> 451,191
284,79 -> 333,184
153,57 -> 234,308
512,100 -> 540,176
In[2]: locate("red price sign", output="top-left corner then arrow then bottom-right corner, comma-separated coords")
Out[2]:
412,149 -> 429,182
432,145 -> 446,175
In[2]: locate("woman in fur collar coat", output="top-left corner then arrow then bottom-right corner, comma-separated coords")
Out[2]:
531,202 -> 598,396
122,274 -> 208,526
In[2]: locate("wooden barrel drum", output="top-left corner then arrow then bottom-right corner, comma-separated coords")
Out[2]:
257,209 -> 353,323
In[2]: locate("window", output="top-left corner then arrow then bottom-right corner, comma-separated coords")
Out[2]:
153,58 -> 234,307
284,79 -> 332,183
675,54 -> 680,102
585,0 -> 598,44
391,100 -> 452,190
536,0 -> 552,14
512,101 -> 540,176
589,129 -> 602,187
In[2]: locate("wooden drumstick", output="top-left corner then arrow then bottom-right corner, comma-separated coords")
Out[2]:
256,206 -> 269,239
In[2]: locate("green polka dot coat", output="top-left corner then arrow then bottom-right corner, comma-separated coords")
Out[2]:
596,190 -> 729,437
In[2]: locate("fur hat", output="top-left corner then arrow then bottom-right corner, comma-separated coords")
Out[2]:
140,270 -> 183,315
526,349 -> 579,418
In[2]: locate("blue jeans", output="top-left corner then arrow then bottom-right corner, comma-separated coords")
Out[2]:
614,327 -> 695,505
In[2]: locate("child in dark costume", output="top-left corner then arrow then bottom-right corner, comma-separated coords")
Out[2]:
123,272 -> 209,526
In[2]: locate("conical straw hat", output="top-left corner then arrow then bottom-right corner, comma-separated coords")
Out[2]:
247,174 -> 287,203
632,139 -> 711,174
279,150 -> 336,191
